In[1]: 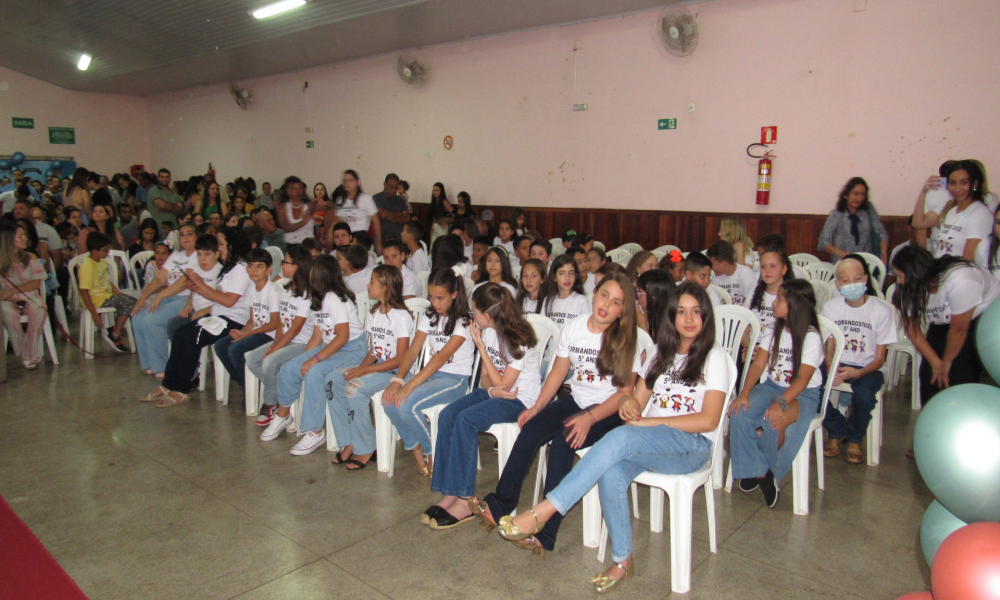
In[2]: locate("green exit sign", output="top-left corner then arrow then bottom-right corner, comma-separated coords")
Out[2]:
12,117 -> 34,129
658,118 -> 677,130
306,140 -> 314,148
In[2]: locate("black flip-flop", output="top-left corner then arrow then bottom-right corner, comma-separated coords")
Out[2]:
345,455 -> 374,471
331,451 -> 354,465
420,505 -> 449,525
429,512 -> 475,530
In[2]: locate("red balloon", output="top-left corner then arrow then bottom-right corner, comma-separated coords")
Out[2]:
932,522 -> 1000,600
896,593 -> 933,600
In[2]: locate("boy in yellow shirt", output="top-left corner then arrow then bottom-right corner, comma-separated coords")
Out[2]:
78,233 -> 136,353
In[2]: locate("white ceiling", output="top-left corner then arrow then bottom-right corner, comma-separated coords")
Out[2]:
0,0 -> 698,96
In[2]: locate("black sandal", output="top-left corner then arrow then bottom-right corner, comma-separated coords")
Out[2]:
420,505 -> 449,525
345,452 -> 375,471
331,451 -> 354,465
429,511 -> 475,530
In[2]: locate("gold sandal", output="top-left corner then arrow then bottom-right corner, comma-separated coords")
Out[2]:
591,560 -> 635,593
498,508 -> 544,542
142,386 -> 169,403
509,535 -> 546,559
467,497 -> 497,533
155,391 -> 190,408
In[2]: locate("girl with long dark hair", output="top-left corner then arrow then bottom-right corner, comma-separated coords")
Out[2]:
913,159 -> 993,260
516,258 -> 546,314
471,246 -> 517,295
540,255 -> 589,330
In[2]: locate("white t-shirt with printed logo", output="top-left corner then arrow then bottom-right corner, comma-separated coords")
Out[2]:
248,280 -> 281,337
210,262 -> 254,323
367,307 -> 413,364
279,286 -> 314,345
189,263 -> 223,311
522,296 -> 540,314
314,291 -> 365,344
756,325 -> 825,389
712,264 -> 757,307
162,250 -> 196,296
926,264 -> 1000,324
417,312 -> 475,377
481,328 -> 542,408
639,347 -> 731,443
556,314 -> 641,409
543,292 -> 591,330
821,297 -> 897,370
929,201 -> 992,258
336,193 -> 378,233
743,291 -> 777,331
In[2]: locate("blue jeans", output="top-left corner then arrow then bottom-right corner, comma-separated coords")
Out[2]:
214,332 -> 273,389
430,389 -> 526,497
131,295 -> 186,372
383,372 -> 469,454
730,379 -> 822,483
277,336 -> 369,433
548,425 -> 711,563
822,368 -> 883,444
325,367 -> 398,456
246,343 -> 306,407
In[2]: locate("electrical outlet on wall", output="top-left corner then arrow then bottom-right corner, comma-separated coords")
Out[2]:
689,102 -> 696,113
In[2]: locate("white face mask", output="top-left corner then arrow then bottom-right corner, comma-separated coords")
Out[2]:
840,282 -> 867,301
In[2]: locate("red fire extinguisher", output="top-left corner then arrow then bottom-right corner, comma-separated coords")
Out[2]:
748,144 -> 774,205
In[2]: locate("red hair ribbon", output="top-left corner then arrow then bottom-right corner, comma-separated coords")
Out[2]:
669,249 -> 683,263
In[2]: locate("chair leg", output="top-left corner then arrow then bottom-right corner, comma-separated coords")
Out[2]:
868,390 -> 883,466
124,317 -> 136,354
213,348 -> 231,403
792,444 -> 811,516
597,519 -> 609,563
42,318 -> 59,365
814,427 -> 824,491
324,404 -> 340,452
724,458 -> 734,493
581,485 -> 603,548
631,482 -> 640,519
245,366 -> 261,416
649,487 -> 665,533
82,313 -> 94,359
668,490 -> 694,594
289,383 -> 304,434
705,483 -> 717,553
198,347 -> 209,391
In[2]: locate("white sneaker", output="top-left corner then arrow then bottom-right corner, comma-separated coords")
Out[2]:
290,430 -> 327,456
101,330 -> 126,354
260,414 -> 293,441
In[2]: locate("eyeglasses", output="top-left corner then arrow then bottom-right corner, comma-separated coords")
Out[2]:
282,260 -> 296,266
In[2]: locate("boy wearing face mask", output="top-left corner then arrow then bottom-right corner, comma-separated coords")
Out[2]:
820,256 -> 897,464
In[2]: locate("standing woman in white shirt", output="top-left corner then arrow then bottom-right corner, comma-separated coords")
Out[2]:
912,159 -> 992,260
333,170 -> 382,255
974,205 -> 1000,281
275,176 -> 314,245
891,245 -> 1000,411
498,283 -> 729,588
469,272 -> 639,557
730,279 -> 825,507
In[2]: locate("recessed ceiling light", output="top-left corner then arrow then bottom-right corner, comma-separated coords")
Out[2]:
77,54 -> 92,70
252,0 -> 307,19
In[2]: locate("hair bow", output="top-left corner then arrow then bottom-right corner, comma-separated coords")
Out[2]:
669,249 -> 683,263
451,265 -> 465,278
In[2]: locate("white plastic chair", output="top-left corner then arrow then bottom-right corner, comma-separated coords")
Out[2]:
2,307 -> 59,365
109,249 -> 141,297
549,238 -> 566,258
883,284 -> 922,409
805,262 -> 836,284
712,305 -> 760,487
212,347 -> 231,403
592,241 -> 605,252
810,280 -> 832,308
484,315 -> 562,477
130,250 -> 154,285
789,253 -> 820,269
855,252 -> 886,289
417,271 -> 430,299
355,291 -> 374,328
265,246 -> 284,280
511,266 -> 521,280
592,354 -> 738,594
372,337 -> 431,476
606,248 -> 629,266
617,243 -> 643,257
419,351 -> 484,461
708,284 -> 732,305
830,381 -> 885,467
68,253 -> 136,359
654,244 -> 680,256
724,317 -> 845,516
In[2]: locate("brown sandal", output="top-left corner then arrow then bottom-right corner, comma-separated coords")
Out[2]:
823,438 -> 842,457
155,391 -> 190,408
142,386 -> 169,403
845,443 -> 864,464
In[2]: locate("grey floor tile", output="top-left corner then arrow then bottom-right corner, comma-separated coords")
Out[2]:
232,559 -> 392,600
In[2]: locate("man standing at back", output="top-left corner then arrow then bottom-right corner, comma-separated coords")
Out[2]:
146,168 -> 183,232
372,173 -> 409,246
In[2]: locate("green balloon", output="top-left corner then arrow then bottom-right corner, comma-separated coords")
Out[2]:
914,383 -> 1000,523
920,500 -> 966,566
976,300 -> 1000,383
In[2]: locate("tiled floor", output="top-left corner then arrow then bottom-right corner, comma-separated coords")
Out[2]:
1,341 -> 933,600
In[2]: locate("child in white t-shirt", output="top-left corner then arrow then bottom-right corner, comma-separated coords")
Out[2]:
516,258 -> 546,314
683,252 -> 723,306
470,246 -> 518,299
323,264 -> 414,466
175,236 -> 224,325
381,240 -> 421,299
730,279 -> 826,508
337,244 -> 373,297
540,255 -> 591,330
214,248 -> 281,391
820,256 -> 896,463
382,267 -> 476,475
707,240 -> 757,306
742,249 -> 794,332
402,221 -> 432,274
493,219 -> 516,256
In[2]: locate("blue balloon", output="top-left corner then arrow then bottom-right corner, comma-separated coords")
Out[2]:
0,159 -> 10,171
50,161 -> 62,169
976,300 -> 1000,383
45,169 -> 54,178
10,152 -> 25,166
914,383 -> 1000,523
920,500 -> 966,566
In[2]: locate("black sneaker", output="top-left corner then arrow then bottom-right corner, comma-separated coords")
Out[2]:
759,470 -> 779,508
738,478 -> 759,493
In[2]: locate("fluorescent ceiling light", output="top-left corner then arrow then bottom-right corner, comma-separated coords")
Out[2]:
77,54 -> 92,70
252,0 -> 307,19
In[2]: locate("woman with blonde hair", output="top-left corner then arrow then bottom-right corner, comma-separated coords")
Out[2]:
719,217 -> 754,266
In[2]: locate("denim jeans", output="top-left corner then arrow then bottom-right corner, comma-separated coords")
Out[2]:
245,343 -> 306,407
214,332 -> 273,389
162,317 -> 242,394
430,388 -> 526,497
822,367 -> 884,444
277,336 -> 369,433
483,394 -> 623,551
730,379 -> 822,483
131,295 -> 186,372
548,425 -> 711,563
383,372 -> 469,454
324,368 -> 397,456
